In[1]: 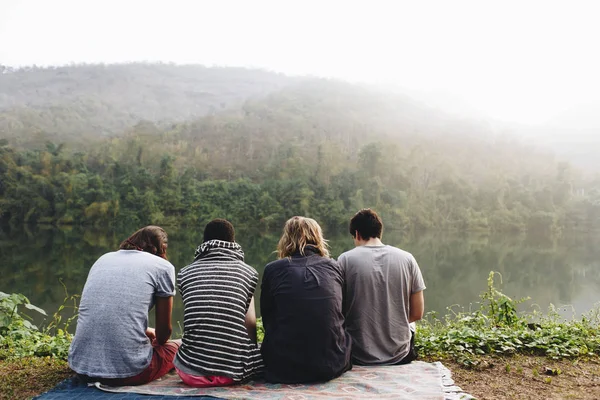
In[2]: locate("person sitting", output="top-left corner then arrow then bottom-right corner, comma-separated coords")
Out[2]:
69,226 -> 179,385
174,219 -> 263,387
338,208 -> 426,365
260,216 -> 352,383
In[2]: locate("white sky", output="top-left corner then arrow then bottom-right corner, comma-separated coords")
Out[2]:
1,0 -> 599,125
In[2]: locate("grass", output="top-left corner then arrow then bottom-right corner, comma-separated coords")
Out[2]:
0,357 -> 71,400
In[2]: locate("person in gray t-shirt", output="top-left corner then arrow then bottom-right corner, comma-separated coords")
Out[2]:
69,225 -> 180,385
338,209 -> 426,365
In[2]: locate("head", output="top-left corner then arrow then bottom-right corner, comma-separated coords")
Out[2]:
119,225 -> 168,259
203,218 -> 235,243
277,216 -> 330,258
349,208 -> 383,241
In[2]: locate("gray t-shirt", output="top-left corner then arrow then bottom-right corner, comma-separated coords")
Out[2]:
338,245 -> 425,365
68,250 -> 176,378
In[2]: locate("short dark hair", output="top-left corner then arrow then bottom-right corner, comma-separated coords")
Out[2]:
119,225 -> 168,259
203,218 -> 235,242
349,208 -> 383,239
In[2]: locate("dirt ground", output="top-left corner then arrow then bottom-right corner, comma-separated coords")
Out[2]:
446,355 -> 600,400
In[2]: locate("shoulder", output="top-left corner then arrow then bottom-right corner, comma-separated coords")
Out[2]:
238,261 -> 259,281
96,250 -> 174,269
338,246 -> 369,262
146,252 -> 175,271
126,251 -> 175,275
338,247 -> 359,259
385,245 -> 414,259
94,250 -> 122,262
316,255 -> 340,268
263,258 -> 290,277
265,258 -> 290,270
178,262 -> 195,277
318,255 -> 343,275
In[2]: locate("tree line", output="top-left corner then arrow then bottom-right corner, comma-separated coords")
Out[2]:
2,77 -> 600,232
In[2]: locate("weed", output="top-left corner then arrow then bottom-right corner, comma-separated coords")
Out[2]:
516,366 -> 523,374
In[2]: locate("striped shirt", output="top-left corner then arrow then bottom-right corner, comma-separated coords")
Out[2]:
174,240 -> 264,381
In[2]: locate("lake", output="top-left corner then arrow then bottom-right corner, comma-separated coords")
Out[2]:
2,224 -> 599,333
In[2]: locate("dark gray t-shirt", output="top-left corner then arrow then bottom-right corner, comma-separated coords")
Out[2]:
338,245 -> 425,365
68,250 -> 176,378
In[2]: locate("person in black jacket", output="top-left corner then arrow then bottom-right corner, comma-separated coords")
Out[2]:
260,216 -> 352,383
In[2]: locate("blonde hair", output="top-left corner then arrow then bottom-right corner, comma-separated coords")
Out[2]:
277,216 -> 330,258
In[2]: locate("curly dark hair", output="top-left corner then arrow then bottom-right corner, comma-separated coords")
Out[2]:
119,225 -> 168,259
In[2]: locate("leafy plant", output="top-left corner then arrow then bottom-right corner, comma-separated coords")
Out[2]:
42,281 -> 79,336
415,272 -> 600,367
0,291 -> 76,360
0,292 -> 46,332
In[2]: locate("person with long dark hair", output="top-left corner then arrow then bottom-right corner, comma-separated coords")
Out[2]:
69,225 -> 179,385
260,216 -> 352,383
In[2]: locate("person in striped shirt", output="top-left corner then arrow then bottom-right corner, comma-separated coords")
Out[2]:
174,219 -> 263,387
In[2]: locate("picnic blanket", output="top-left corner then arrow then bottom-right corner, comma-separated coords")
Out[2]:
92,361 -> 474,399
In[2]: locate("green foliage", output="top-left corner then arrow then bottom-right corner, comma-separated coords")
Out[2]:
2,65 -> 597,232
416,272 -> 600,367
0,291 -> 75,360
1,110 -> 596,232
480,272 -> 530,326
256,317 -> 264,343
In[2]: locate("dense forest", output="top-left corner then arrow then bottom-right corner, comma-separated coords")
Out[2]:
2,64 -> 600,232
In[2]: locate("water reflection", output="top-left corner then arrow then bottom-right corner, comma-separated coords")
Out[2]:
1,225 -> 599,332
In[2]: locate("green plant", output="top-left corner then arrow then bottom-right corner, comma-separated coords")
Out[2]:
481,272 -> 530,327
415,272 -> 600,366
42,281 -> 79,336
0,292 -> 75,360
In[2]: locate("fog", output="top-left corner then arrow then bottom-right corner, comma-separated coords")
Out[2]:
1,0 -> 599,164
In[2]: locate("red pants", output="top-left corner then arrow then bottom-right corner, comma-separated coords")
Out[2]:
93,340 -> 181,386
175,367 -> 235,388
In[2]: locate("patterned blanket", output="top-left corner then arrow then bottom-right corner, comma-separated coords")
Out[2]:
95,361 -> 473,399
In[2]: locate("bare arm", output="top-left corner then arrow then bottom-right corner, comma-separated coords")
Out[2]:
154,296 -> 173,345
244,296 -> 257,343
409,290 -> 424,323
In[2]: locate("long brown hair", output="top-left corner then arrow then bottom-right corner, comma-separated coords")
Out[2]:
277,216 -> 330,258
119,225 -> 168,259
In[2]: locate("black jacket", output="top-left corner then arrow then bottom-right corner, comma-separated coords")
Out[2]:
260,246 -> 352,383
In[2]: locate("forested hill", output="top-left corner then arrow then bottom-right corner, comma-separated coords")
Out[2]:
0,63 -> 297,146
1,67 -> 600,232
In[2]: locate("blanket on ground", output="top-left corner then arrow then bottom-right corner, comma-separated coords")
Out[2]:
93,361 -> 474,399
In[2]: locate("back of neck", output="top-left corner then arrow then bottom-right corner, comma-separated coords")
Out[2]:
360,238 -> 384,246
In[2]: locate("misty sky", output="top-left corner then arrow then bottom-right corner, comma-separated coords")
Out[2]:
1,0 -> 599,126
